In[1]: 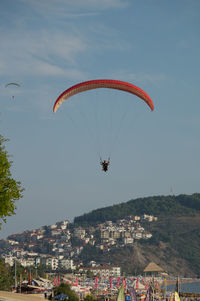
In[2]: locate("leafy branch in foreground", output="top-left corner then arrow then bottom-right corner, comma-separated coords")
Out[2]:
0,135 -> 24,228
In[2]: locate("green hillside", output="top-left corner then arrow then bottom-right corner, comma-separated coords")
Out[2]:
74,193 -> 200,225
74,194 -> 200,276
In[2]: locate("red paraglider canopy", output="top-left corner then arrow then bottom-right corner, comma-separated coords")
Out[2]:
53,79 -> 154,113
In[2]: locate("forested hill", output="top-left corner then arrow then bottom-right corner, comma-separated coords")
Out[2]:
74,193 -> 200,225
74,194 -> 200,276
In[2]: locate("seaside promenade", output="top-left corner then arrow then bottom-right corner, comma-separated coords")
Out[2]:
0,291 -> 45,301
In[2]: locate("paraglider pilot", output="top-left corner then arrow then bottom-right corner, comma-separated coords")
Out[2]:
100,158 -> 110,172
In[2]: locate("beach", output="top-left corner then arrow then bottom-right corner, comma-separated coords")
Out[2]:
0,291 -> 45,301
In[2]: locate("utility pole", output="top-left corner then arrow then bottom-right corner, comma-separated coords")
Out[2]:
19,274 -> 22,293
163,278 -> 167,300
175,275 -> 180,293
15,259 -> 17,290
152,276 -> 155,301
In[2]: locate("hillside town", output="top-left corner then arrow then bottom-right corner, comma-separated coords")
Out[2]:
0,214 -> 157,274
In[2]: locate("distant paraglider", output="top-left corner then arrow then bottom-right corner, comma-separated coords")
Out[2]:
53,79 -> 154,172
5,82 -> 21,99
5,83 -> 21,88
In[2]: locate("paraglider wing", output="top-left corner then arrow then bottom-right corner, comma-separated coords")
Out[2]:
53,79 -> 154,113
5,82 -> 21,88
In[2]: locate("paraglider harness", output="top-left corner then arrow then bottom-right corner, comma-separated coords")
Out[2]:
100,158 -> 110,172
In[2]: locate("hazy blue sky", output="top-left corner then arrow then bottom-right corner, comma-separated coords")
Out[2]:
0,0 -> 200,238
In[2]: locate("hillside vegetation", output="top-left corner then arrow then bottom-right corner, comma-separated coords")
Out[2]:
74,194 -> 200,276
74,194 -> 200,225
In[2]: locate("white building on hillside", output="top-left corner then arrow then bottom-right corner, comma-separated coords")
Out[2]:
46,257 -> 59,270
81,265 -> 121,277
60,259 -> 75,270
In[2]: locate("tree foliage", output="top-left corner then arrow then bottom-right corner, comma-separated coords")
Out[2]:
83,295 -> 97,301
54,283 -> 79,301
0,135 -> 24,227
0,259 -> 13,290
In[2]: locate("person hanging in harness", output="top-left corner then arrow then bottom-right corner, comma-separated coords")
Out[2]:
100,158 -> 110,172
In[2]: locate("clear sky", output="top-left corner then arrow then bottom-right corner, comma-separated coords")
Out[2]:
0,0 -> 200,239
